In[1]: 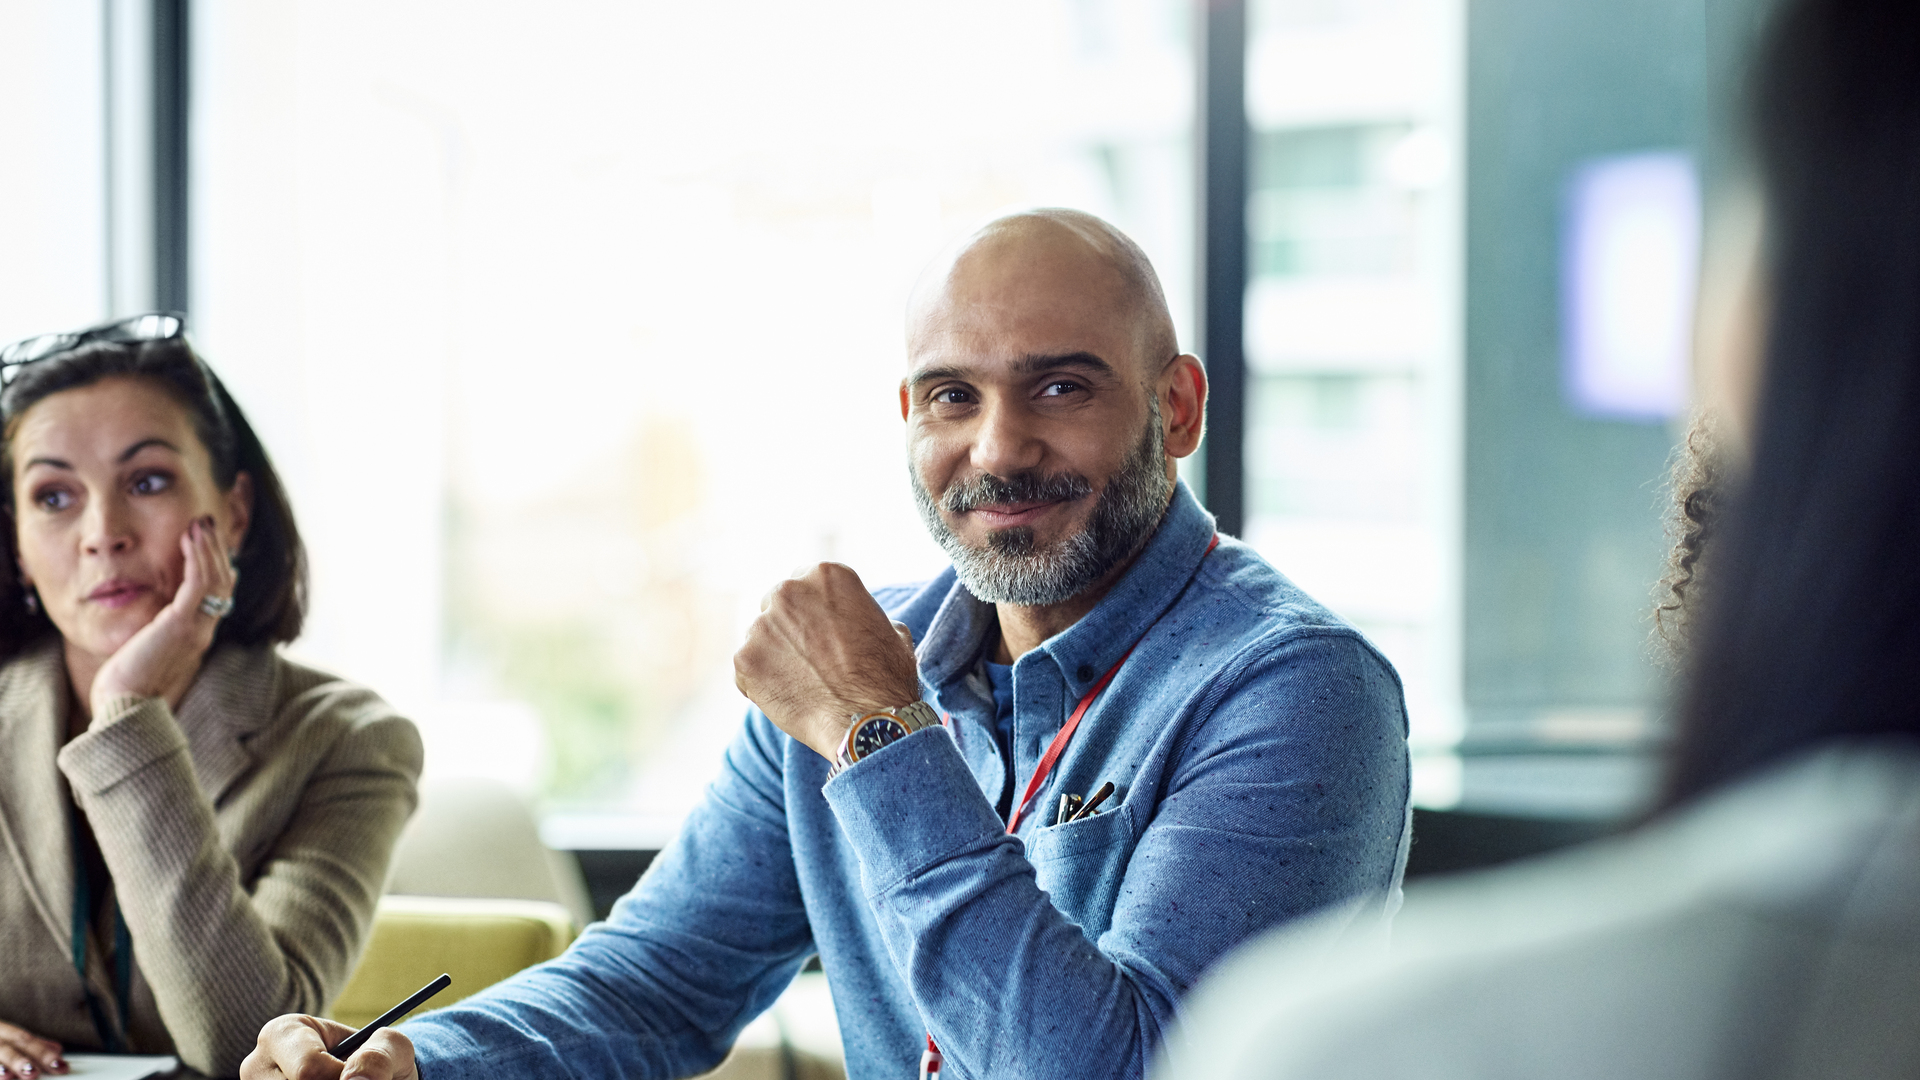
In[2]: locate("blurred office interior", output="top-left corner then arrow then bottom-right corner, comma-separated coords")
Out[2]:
0,0 -> 1746,901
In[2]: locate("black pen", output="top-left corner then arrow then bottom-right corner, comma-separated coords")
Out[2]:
332,973 -> 452,1059
1068,781 -> 1115,823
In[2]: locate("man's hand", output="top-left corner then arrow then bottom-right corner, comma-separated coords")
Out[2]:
241,1015 -> 417,1080
734,562 -> 920,760
0,1020 -> 66,1077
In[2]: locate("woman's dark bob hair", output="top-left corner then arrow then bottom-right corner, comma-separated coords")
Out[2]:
0,335 -> 307,655
1666,0 -> 1920,804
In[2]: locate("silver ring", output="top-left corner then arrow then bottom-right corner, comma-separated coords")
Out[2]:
199,594 -> 235,618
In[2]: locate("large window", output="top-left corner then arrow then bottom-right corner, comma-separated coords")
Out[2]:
191,0 -> 1194,839
1242,0 -> 1464,800
0,2 -> 107,342
5,0 -> 1473,834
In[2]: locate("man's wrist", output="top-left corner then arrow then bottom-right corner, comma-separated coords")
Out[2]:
825,721 -> 857,780
827,701 -> 939,780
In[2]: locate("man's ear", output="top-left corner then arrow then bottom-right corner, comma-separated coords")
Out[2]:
224,471 -> 255,555
1160,354 -> 1208,459
899,380 -> 911,422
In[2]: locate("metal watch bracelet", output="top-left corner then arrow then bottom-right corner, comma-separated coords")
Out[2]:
826,701 -> 940,781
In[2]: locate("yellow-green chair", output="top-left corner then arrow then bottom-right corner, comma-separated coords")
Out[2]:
329,895 -> 577,1028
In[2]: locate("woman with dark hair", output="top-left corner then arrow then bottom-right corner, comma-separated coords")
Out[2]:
0,315 -> 421,1078
1156,0 -> 1920,1076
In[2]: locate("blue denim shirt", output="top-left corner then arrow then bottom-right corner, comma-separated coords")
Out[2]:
405,482 -> 1411,1080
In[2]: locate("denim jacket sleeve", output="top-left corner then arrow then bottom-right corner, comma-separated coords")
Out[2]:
825,629 -> 1409,1080
404,714 -> 815,1080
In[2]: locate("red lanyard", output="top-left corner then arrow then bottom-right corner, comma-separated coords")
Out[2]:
922,640 -> 1135,1078
922,533 -> 1219,1078
1002,533 -> 1219,833
1004,648 -> 1131,833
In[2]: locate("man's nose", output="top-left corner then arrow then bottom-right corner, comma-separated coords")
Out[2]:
970,398 -> 1045,478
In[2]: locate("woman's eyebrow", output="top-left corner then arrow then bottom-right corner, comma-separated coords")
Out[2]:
117,437 -> 183,463
23,456 -> 73,472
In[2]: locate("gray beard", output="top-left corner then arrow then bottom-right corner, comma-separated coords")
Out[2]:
912,405 -> 1173,607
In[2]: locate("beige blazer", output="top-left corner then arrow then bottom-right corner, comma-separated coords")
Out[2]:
0,639 -> 422,1078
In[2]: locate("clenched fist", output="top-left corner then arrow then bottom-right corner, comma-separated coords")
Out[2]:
734,563 -> 920,759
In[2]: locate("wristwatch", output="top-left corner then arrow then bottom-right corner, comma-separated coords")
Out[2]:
828,701 -> 941,779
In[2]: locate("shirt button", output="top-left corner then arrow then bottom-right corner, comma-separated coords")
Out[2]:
1076,664 -> 1095,682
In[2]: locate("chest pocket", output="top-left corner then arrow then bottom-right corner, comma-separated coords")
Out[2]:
1024,799 -> 1139,939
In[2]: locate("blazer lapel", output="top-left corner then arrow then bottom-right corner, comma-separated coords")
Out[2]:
175,645 -> 278,805
0,638 -> 81,958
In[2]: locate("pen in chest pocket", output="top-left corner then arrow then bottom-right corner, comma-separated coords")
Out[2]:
1068,781 -> 1115,823
1054,780 -> 1117,826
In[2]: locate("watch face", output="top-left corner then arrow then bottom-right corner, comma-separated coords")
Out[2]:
850,716 -> 911,760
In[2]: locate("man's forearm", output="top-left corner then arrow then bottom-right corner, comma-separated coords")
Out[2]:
407,719 -> 820,1080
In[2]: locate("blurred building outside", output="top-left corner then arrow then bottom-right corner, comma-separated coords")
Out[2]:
1241,0 -> 1467,805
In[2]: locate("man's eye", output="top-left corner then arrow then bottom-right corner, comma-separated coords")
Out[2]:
35,488 -> 74,511
1039,380 -> 1083,397
932,387 -> 974,405
131,471 -> 173,495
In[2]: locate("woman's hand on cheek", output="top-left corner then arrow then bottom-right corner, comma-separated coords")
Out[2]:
88,515 -> 237,720
0,1020 -> 67,1076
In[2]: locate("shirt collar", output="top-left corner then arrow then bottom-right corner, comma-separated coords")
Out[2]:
916,479 -> 1217,698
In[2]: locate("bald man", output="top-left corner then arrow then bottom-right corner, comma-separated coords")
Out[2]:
241,210 -> 1410,1080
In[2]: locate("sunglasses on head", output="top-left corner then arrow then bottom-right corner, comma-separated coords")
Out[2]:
0,312 -> 187,384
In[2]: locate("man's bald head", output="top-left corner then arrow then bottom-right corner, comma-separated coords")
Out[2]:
908,209 -> 1180,377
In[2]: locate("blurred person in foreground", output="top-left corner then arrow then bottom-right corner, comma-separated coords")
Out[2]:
0,318 -> 422,1078
1156,2 -> 1920,1077
243,210 -> 1411,1080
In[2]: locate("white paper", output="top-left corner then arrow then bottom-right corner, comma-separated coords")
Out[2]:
60,1054 -> 180,1080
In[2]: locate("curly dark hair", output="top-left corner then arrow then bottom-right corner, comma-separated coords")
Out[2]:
0,335 -> 307,656
1651,413 -> 1722,668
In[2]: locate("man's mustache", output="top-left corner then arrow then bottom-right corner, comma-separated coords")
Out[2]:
942,471 -> 1094,515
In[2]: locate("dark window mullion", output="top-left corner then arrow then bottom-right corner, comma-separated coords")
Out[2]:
152,0 -> 190,316
1196,0 -> 1248,537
